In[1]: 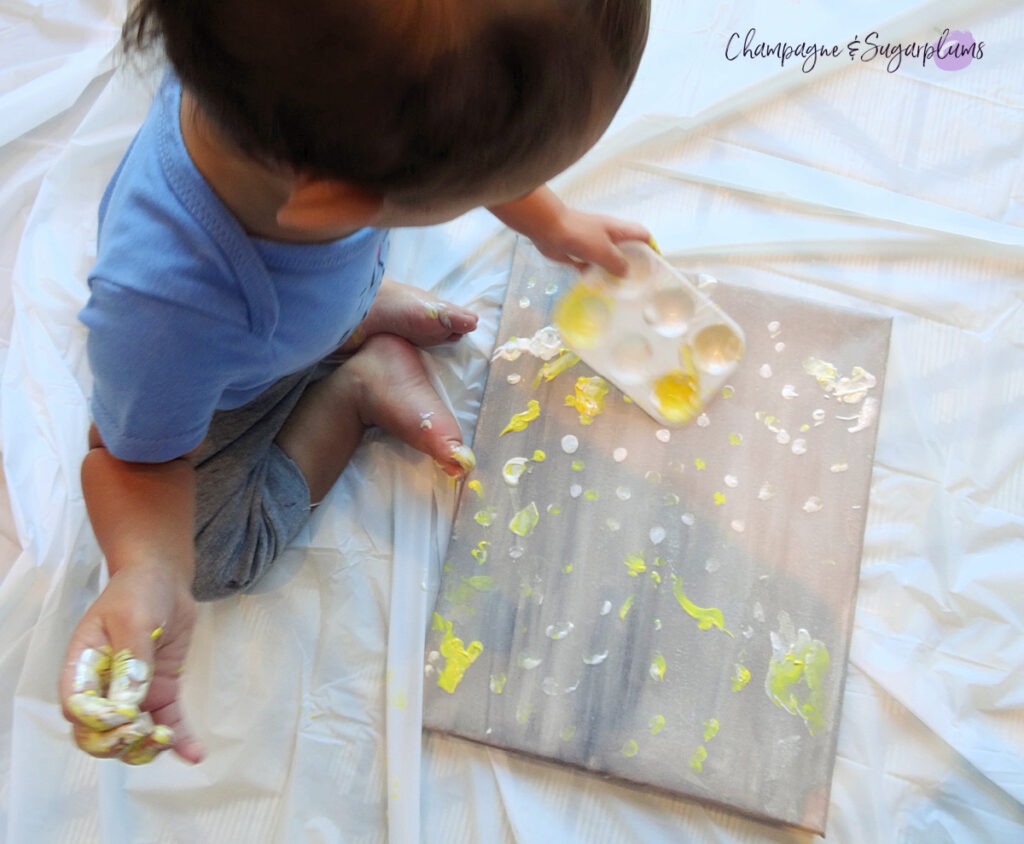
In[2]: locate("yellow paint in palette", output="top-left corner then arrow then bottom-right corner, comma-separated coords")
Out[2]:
652,362 -> 702,424
432,613 -> 483,693
552,283 -> 613,349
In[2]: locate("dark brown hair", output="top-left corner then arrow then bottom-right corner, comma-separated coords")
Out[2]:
123,0 -> 650,200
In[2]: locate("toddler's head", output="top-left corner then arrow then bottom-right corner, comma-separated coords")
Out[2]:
125,0 -> 650,211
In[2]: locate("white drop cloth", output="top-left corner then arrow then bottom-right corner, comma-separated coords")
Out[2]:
1,1 -> 1021,842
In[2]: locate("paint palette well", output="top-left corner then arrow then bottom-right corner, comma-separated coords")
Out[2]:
423,239 -> 891,834
553,242 -> 745,426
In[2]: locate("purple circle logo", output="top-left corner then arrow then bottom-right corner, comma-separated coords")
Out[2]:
934,29 -> 976,71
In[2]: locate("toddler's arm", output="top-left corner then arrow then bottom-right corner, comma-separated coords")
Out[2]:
489,185 -> 650,276
59,424 -> 205,764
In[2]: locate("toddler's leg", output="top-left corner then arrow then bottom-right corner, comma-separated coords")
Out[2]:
278,333 -> 471,505
342,278 -> 478,350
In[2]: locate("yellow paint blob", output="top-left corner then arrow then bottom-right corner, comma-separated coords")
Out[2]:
509,501 -> 540,537
474,506 -> 497,527
622,739 -> 639,758
694,458 -> 706,470
703,718 -> 720,742
623,553 -> 646,577
731,664 -> 751,692
500,400 -> 541,436
553,284 -> 613,349
650,654 -> 667,681
728,433 -> 743,446
432,613 -> 483,694
534,350 -> 580,386
649,714 -> 666,735
470,540 -> 489,564
490,673 -> 507,694
531,450 -> 547,462
467,479 -> 484,498
619,595 -> 634,620
713,491 -> 726,506
766,633 -> 831,735
565,375 -> 610,425
689,745 -> 708,772
671,575 -> 732,636
149,627 -> 164,641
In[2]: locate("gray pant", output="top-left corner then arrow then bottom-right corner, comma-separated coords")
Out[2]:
189,366 -> 318,601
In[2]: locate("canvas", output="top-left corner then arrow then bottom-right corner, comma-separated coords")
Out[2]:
423,239 -> 891,834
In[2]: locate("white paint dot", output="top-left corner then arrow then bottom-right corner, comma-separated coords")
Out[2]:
681,512 -> 696,526
776,430 -> 791,445
724,474 -> 739,488
730,519 -> 745,533
613,447 -> 628,462
803,496 -> 823,513
569,484 -> 583,499
649,526 -> 666,545
758,482 -> 775,500
561,434 -> 579,454
775,342 -> 786,353
616,486 -> 632,501
791,439 -> 807,455
768,320 -> 781,336
507,374 -> 522,385
781,384 -> 798,399
830,462 -> 849,473
655,428 -> 671,443
600,600 -> 613,616
697,413 -> 711,428
759,364 -> 773,378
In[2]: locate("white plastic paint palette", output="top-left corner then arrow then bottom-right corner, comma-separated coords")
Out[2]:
553,241 -> 745,426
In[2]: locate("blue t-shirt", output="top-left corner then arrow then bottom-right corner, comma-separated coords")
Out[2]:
80,74 -> 387,462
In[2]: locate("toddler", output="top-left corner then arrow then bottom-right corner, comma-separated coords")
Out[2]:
60,0 -> 651,764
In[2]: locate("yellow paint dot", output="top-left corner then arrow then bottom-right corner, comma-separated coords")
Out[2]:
689,745 -> 708,772
694,458 -> 706,470
703,718 -> 720,742
532,450 -> 547,462
619,595 -> 634,620
728,433 -> 743,446
467,479 -> 484,498
622,739 -> 639,758
721,385 -> 735,399
432,614 -> 483,694
713,491 -> 726,505
649,714 -> 666,735
731,664 -> 751,692
650,654 -> 667,681
150,627 -> 164,641
623,553 -> 646,576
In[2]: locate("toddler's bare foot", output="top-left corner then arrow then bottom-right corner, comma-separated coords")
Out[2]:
343,278 -> 478,351
346,333 -> 473,477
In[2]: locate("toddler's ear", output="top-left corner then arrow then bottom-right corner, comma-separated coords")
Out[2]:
276,176 -> 383,232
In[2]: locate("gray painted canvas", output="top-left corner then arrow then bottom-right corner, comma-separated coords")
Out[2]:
423,240 -> 890,833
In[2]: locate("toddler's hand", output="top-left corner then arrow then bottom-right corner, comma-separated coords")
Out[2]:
60,563 -> 204,765
530,208 -> 650,277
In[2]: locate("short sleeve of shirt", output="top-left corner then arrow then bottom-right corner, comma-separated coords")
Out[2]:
82,277 -> 257,462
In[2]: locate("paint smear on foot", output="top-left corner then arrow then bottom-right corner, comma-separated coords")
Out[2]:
432,613 -> 483,693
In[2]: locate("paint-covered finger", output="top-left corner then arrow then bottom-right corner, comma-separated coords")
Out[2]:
69,645 -> 112,696
74,713 -> 157,759
65,691 -> 139,731
106,648 -> 154,708
120,724 -> 174,765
